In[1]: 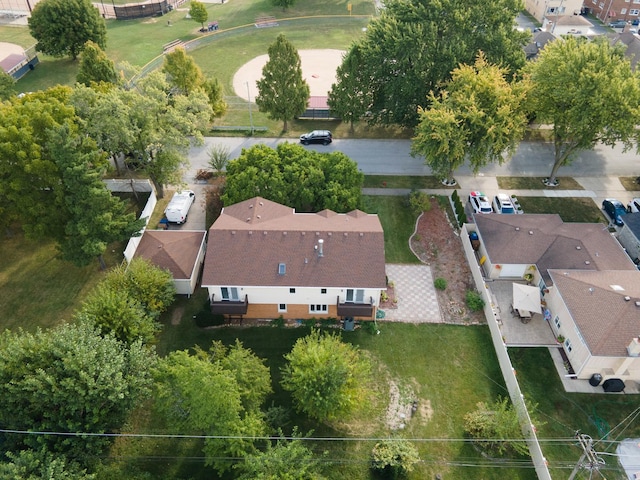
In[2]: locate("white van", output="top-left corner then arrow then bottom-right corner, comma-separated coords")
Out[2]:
164,190 -> 195,224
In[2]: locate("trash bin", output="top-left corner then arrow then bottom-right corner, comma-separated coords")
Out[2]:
589,373 -> 602,387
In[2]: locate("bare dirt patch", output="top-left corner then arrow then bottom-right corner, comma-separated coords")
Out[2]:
410,198 -> 485,325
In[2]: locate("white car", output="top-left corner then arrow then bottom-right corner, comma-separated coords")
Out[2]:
493,193 -> 516,214
164,190 -> 195,224
628,198 -> 640,213
468,191 -> 493,214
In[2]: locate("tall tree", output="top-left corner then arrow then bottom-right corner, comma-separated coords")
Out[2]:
255,34 -> 309,132
189,1 -> 208,31
162,47 -> 204,95
526,36 -> 640,186
411,53 -> 528,185
201,77 -> 227,119
222,143 -> 363,212
28,0 -> 106,60
0,322 -> 155,465
0,71 -> 16,101
334,0 -> 528,128
76,40 -> 119,86
327,44 -> 371,132
281,330 -> 371,422
0,449 -> 95,480
47,123 -> 145,268
154,348 -> 269,474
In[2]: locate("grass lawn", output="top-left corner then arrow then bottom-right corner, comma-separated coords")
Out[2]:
511,348 -> 640,479
619,176 -> 640,192
517,197 -> 607,223
116,318 -> 537,480
0,234 -> 115,332
362,195 -> 420,264
363,175 -> 459,189
497,177 -> 584,190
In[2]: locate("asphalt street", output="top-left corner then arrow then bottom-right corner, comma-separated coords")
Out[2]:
186,137 -> 639,181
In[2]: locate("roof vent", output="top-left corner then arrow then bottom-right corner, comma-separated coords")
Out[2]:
231,231 -> 236,235
317,239 -> 324,257
259,201 -> 264,206
246,218 -> 251,222
589,287 -> 594,294
635,301 -> 640,307
576,246 -> 581,250
328,232 -> 332,236
301,231 -> 306,236
249,204 -> 253,209
304,258 -> 308,264
257,215 -> 261,219
263,231 -> 267,235
529,231 -> 534,235
278,263 -> 286,275
316,232 -> 320,236
360,232 -> 364,236
515,227 -> 520,231
283,231 -> 287,236
624,296 -> 631,301
249,231 -> 253,235
344,232 -> 348,237
585,261 -> 590,265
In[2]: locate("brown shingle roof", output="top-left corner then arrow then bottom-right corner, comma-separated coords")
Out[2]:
133,230 -> 206,279
474,214 -> 635,283
202,197 -> 386,288
549,270 -> 640,356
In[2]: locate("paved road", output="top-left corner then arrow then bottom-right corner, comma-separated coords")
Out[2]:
186,137 -> 639,180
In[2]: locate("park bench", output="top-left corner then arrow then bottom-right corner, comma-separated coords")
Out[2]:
162,39 -> 184,53
255,16 -> 278,28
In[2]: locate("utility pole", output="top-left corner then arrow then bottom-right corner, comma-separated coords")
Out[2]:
568,432 -> 605,480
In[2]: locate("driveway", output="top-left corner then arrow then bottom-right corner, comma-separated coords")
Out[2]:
381,264 -> 442,323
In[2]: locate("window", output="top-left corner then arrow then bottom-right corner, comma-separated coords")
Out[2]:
547,6 -> 565,13
554,316 -> 561,329
278,263 -> 286,275
309,304 -> 328,313
634,0 -> 640,4
622,8 -> 628,14
221,287 -> 239,301
631,8 -> 640,14
278,304 -> 287,312
289,288 -> 296,294
321,288 -> 327,294
346,289 -> 365,303
564,338 -> 573,353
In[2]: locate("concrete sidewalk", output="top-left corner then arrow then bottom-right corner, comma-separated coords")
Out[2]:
363,175 -> 633,209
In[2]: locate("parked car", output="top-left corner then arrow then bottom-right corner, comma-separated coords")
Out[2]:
468,191 -> 493,214
493,193 -> 516,214
628,198 -> 640,213
602,198 -> 626,226
609,20 -> 629,28
633,19 -> 640,26
165,190 -> 195,224
300,130 -> 332,145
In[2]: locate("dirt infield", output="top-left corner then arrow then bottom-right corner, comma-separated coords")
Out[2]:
232,49 -> 345,100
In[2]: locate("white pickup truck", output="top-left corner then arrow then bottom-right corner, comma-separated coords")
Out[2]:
164,190 -> 195,224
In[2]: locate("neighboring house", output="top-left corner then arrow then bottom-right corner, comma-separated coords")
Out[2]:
201,197 -> 386,321
584,0 -> 640,24
524,31 -> 556,60
617,212 -> 640,262
609,32 -> 640,70
132,230 -> 207,296
471,214 -> 635,287
542,13 -> 593,35
546,269 -> 640,384
525,0 -> 583,23
470,213 -> 640,385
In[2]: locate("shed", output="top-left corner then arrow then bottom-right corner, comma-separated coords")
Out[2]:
132,230 -> 206,296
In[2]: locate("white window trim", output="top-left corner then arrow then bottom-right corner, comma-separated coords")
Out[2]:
309,304 -> 328,314
278,304 -> 287,313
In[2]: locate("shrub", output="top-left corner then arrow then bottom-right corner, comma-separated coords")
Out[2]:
434,278 -> 447,290
371,439 -> 420,478
363,321 -> 379,335
408,190 -> 431,215
465,290 -> 485,312
272,315 -> 285,328
451,190 -> 459,201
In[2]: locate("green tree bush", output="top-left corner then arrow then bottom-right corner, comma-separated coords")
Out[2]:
465,290 -> 485,312
76,41 -> 119,86
28,0 -> 106,60
281,330 -> 371,422
434,278 -> 447,290
371,439 -> 420,479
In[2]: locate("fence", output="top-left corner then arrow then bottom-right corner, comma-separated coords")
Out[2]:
93,0 -> 186,20
460,221 -> 552,480
103,179 -> 157,262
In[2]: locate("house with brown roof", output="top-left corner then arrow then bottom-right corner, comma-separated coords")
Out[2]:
545,270 -> 640,384
472,214 -> 634,287
470,214 -> 640,385
132,230 -> 207,296
201,197 -> 386,321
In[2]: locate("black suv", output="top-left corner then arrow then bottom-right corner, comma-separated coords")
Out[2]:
300,130 -> 332,145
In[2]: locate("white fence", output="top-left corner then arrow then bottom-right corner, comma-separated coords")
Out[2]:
103,179 -> 157,262
461,223 -> 552,480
